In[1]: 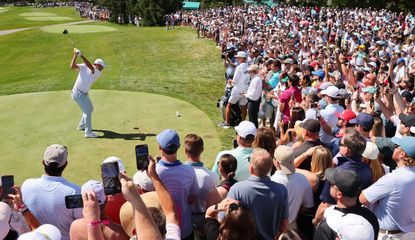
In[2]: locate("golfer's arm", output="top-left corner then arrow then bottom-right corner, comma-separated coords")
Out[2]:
81,55 -> 95,73
70,54 -> 78,70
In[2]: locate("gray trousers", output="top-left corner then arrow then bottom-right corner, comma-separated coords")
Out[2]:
71,90 -> 93,134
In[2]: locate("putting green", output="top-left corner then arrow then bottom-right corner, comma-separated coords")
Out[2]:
19,12 -> 57,17
0,90 -> 221,185
41,25 -> 118,33
25,16 -> 73,21
0,7 -> 7,14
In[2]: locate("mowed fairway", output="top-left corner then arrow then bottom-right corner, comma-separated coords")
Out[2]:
0,7 -> 233,184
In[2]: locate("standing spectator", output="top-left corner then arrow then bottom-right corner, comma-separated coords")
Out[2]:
21,144 -> 83,240
245,64 -> 263,128
220,51 -> 250,129
278,74 -> 302,128
360,136 -> 415,240
215,154 -> 238,200
155,129 -> 198,239
271,146 -> 314,230
212,121 -> 256,181
319,86 -> 344,144
314,168 -> 379,240
228,148 -> 289,240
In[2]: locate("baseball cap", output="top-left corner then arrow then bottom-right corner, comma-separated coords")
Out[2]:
398,113 -> 415,127
0,202 -> 11,240
43,144 -> 68,167
81,180 -> 106,205
392,136 -> 415,158
309,61 -> 320,69
94,59 -> 106,68
338,89 -> 351,99
362,86 -> 377,94
247,64 -> 259,72
274,145 -> 294,174
324,168 -> 363,197
349,113 -> 374,129
368,62 -> 377,69
299,119 -> 320,133
133,170 -> 154,192
312,69 -> 325,79
325,207 -> 374,240
235,51 -> 247,58
102,156 -> 126,173
235,121 -> 257,138
18,224 -> 61,240
321,86 -> 340,98
362,142 -> 380,160
336,110 -> 357,123
397,58 -> 405,64
156,129 -> 180,152
319,82 -> 333,91
283,58 -> 293,64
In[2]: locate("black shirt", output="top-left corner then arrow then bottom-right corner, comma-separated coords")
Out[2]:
314,205 -> 379,240
289,140 -> 321,170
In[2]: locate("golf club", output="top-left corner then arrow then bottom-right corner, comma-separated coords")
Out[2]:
63,29 -> 76,48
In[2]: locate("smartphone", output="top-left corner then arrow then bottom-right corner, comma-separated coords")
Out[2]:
135,144 -> 149,171
65,194 -> 83,209
233,139 -> 238,149
288,131 -> 293,142
1,175 -> 15,200
310,102 -> 318,109
101,162 -> 121,195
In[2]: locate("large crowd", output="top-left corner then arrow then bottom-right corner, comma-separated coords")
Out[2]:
1,3 -> 415,240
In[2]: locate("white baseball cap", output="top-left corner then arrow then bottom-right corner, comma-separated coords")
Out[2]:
362,142 -> 380,160
235,51 -> 247,58
321,86 -> 340,98
81,180 -> 106,205
0,202 -> 11,240
18,224 -> 61,240
133,170 -> 154,192
325,206 -> 374,240
102,156 -> 126,173
235,121 -> 257,138
94,59 -> 106,68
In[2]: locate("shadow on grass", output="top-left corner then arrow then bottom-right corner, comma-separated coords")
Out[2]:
94,129 -> 156,140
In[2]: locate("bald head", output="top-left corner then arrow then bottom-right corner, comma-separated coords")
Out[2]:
250,148 -> 273,177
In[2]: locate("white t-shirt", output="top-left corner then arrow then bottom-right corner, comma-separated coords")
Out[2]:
73,64 -> 101,93
165,223 -> 181,240
271,171 -> 314,223
231,62 -> 250,95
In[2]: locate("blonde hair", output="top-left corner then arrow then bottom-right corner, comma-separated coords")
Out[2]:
365,158 -> 386,184
310,146 -> 333,178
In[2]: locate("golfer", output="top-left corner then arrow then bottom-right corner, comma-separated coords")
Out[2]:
70,48 -> 105,138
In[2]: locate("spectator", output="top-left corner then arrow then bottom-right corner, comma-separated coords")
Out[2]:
361,142 -> 388,184
227,148 -> 289,239
271,146 -> 314,230
245,64 -> 263,128
21,144 -> 83,240
212,121 -> 256,181
216,154 -> 238,200
360,136 -> 415,240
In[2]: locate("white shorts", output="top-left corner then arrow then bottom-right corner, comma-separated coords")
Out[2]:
228,94 -> 247,105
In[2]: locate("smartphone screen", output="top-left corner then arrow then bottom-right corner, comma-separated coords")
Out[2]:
101,162 -> 121,195
1,175 -> 14,200
135,144 -> 149,170
65,194 -> 83,209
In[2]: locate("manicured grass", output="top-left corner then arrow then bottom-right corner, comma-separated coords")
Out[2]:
41,25 -> 117,33
0,90 -> 222,185
0,6 -> 84,30
0,12 -> 237,181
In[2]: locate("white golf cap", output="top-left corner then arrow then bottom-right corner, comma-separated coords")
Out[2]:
321,86 -> 340,98
235,51 -> 247,58
18,224 -> 61,240
133,170 -> 154,192
102,156 -> 126,173
325,206 -> 374,240
94,58 -> 106,68
0,202 -> 11,240
81,180 -> 106,205
362,142 -> 380,160
235,121 -> 256,138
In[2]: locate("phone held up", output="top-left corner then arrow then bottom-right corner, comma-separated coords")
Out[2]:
1,175 -> 15,200
135,144 -> 149,171
101,162 -> 121,195
65,194 -> 83,209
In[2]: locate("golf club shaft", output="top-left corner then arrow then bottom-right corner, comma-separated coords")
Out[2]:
66,34 -> 76,48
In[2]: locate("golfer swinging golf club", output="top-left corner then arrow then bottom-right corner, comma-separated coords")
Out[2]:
70,48 -> 105,138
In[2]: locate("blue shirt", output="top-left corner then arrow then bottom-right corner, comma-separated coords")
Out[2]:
21,175 -> 83,240
228,176 -> 289,240
268,70 -> 281,89
363,167 -> 415,232
320,156 -> 372,204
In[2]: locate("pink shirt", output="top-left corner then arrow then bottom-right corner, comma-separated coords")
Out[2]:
279,86 -> 302,124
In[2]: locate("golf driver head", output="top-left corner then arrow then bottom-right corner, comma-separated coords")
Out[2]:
63,29 -> 68,34
63,29 -> 76,48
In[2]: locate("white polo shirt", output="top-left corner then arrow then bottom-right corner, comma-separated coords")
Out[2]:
73,64 -> 101,93
231,62 -> 250,95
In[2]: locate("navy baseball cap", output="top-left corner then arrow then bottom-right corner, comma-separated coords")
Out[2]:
349,113 -> 374,129
156,129 -> 180,152
392,136 -> 415,158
